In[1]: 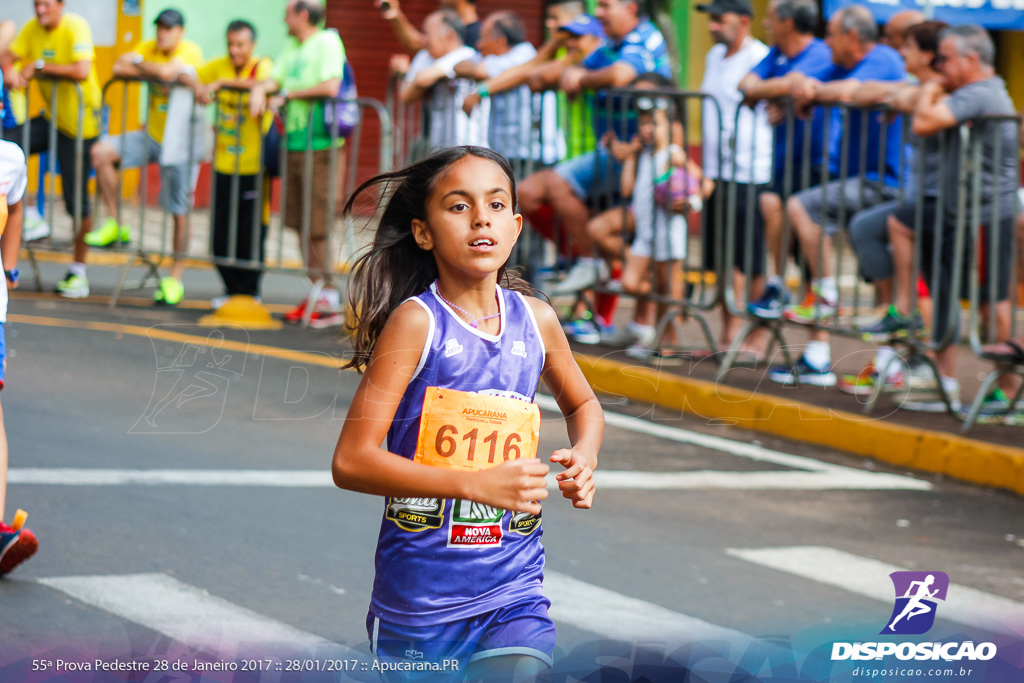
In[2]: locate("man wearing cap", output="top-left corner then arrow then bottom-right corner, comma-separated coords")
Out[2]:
0,0 -> 103,299
90,8 -> 204,306
696,0 -> 772,354
516,0 -> 672,311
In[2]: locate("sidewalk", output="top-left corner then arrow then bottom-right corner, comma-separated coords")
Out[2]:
564,296 -> 1024,498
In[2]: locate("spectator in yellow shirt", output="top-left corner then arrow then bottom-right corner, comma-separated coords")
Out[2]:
195,20 -> 273,307
0,0 -> 103,299
90,9 -> 204,306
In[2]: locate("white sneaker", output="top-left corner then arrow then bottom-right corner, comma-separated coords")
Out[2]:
602,321 -> 656,348
546,260 -> 608,295
899,379 -> 961,413
22,207 -> 51,242
624,342 -> 651,360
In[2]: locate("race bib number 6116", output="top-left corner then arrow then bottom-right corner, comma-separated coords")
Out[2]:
414,387 -> 540,472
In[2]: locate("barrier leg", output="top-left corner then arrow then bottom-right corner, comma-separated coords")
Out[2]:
961,369 -> 1002,434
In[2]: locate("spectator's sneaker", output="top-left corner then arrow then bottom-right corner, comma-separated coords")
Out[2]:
651,348 -> 688,366
903,357 -> 939,394
624,342 -> 651,360
154,277 -> 184,306
56,273 -> 89,299
746,282 -> 789,320
860,306 -> 922,341
308,310 -> 345,329
768,356 -> 837,387
601,321 -> 655,348
84,217 -> 131,248
0,512 -> 38,576
837,364 -> 906,396
563,318 -> 607,345
284,296 -> 343,328
976,388 -> 1014,415
22,207 -> 51,242
546,260 -> 608,296
899,379 -> 961,413
783,288 -> 838,323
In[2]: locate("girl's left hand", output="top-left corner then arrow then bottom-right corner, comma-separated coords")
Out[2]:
550,449 -> 595,509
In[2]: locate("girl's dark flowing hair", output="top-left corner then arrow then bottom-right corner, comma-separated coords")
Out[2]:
342,146 -> 533,372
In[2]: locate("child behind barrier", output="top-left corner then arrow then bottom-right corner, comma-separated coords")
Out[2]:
602,92 -> 711,362
333,146 -> 603,680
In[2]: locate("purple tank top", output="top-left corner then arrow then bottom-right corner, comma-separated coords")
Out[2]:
371,283 -> 548,626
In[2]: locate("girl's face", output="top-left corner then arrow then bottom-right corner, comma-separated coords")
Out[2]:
412,155 -> 522,280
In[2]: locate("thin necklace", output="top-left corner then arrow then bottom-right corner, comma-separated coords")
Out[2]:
434,280 -> 500,329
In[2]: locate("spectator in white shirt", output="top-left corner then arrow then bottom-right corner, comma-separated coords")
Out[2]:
697,0 -> 772,355
400,9 -> 485,149
455,12 -> 563,172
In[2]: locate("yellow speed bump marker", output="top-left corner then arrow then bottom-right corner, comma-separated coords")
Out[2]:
199,295 -> 283,331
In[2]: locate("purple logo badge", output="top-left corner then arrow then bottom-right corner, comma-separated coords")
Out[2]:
881,571 -> 949,635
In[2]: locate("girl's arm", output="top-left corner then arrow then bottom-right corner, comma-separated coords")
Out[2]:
527,297 -> 604,509
332,301 -> 549,514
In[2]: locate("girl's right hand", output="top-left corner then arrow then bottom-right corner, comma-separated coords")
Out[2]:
473,459 -> 550,515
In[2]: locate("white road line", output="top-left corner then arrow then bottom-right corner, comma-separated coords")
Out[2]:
594,470 -> 929,491
8,467 -> 929,491
535,394 -> 919,477
8,395 -> 928,492
38,573 -> 343,657
544,571 -> 757,645
9,468 -> 333,487
726,546 -> 1024,633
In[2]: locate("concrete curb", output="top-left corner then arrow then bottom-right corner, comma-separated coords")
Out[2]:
573,352 -> 1024,497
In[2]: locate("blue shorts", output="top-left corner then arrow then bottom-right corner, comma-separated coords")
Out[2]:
367,595 -> 555,680
554,148 -> 622,205
0,321 -> 7,389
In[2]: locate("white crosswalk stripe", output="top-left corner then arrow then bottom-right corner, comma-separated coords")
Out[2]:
39,573 -> 344,657
726,546 -> 1024,634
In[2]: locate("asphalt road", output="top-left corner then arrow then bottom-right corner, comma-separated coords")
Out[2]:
1,290 -> 1022,682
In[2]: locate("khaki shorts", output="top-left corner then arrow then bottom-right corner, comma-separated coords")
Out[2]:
284,149 -> 339,240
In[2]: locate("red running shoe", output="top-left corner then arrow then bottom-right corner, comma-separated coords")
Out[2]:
0,518 -> 38,576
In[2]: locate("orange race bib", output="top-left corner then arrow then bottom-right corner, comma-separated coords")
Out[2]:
414,387 -> 540,472
0,194 -> 7,236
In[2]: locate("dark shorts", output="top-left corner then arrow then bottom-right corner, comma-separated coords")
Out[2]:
892,201 -> 1013,343
703,182 -> 767,277
4,116 -> 95,219
367,595 -> 555,680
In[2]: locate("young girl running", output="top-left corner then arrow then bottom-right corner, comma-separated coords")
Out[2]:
333,146 -> 604,680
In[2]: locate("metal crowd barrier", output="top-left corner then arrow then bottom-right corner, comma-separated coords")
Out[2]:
715,96 -> 1023,427
5,76 -> 90,293
12,75 -> 396,324
961,113 -> 1023,432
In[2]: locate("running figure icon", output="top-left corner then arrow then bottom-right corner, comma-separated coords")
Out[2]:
888,574 -> 939,631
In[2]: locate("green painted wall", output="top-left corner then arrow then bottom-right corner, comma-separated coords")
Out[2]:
140,0 -> 291,64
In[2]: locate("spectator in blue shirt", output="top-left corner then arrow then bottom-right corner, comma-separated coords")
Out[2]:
766,5 -> 906,387
516,0 -> 671,308
737,0 -> 832,323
